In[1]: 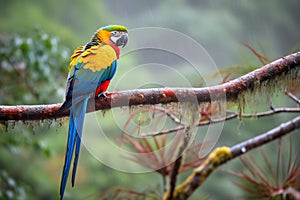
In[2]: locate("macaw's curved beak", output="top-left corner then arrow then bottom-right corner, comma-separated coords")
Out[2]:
116,33 -> 128,48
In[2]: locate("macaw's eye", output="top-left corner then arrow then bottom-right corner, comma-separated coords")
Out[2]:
111,31 -> 119,36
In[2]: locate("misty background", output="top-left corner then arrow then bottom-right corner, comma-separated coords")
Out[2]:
0,0 -> 299,199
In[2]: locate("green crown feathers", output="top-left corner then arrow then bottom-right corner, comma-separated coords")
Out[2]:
100,25 -> 128,32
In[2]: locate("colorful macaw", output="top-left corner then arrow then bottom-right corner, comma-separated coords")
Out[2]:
58,25 -> 128,200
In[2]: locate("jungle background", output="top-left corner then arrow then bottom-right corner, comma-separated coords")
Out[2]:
0,0 -> 300,199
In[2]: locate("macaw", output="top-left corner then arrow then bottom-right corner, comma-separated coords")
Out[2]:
58,25 -> 128,200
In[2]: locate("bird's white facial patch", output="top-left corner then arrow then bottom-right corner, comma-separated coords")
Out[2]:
110,31 -> 122,44
110,31 -> 128,46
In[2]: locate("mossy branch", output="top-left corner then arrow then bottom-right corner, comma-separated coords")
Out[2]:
0,51 -> 299,122
165,115 -> 300,199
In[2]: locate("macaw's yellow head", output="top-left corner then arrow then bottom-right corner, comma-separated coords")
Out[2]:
91,25 -> 128,47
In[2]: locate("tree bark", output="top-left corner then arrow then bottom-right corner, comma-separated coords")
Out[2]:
0,52 -> 299,121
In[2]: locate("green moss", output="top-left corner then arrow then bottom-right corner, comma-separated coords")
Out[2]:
234,66 -> 300,120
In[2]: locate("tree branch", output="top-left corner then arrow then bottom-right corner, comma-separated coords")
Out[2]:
0,52 -> 299,121
167,114 -> 300,199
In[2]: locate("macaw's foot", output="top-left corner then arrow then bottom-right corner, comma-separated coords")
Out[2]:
97,91 -> 109,98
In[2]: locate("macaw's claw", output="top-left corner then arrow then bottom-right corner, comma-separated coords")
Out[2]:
97,91 -> 109,98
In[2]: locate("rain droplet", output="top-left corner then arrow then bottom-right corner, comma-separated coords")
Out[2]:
241,147 -> 246,153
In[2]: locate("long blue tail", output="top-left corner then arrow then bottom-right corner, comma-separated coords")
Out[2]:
60,98 -> 88,200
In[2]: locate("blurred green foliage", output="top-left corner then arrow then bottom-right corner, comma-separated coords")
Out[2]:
0,27 -> 69,200
0,170 -> 26,200
0,27 -> 69,105
0,0 -> 299,199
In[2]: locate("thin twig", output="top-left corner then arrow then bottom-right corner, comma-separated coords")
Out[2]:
167,153 -> 183,200
152,106 -> 181,124
285,90 -> 300,105
140,126 -> 184,137
238,107 -> 300,118
165,102 -> 199,200
167,127 -> 191,200
141,108 -> 300,137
